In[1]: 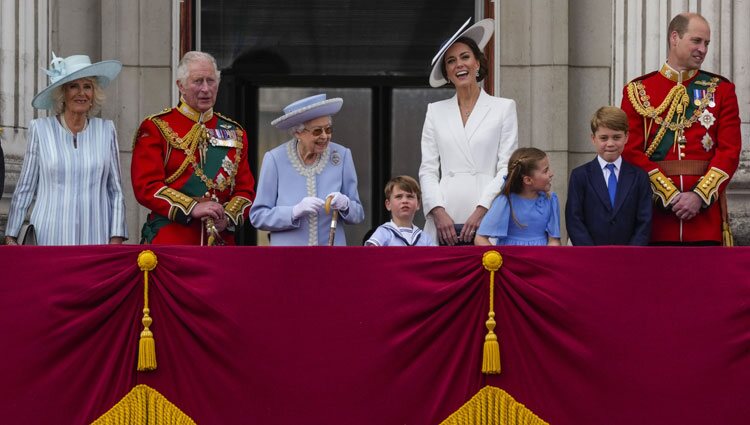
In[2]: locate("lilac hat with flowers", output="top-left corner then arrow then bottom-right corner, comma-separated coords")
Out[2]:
271,94 -> 344,130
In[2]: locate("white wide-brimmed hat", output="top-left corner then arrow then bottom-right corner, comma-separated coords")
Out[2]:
31,52 -> 122,110
429,18 -> 495,88
271,94 -> 343,130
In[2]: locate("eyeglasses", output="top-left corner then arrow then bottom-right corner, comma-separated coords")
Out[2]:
303,125 -> 333,137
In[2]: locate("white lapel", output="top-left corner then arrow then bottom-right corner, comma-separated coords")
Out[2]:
464,89 -> 491,143
446,94 -> 475,166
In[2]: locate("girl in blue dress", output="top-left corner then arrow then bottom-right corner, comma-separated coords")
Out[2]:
475,147 -> 561,246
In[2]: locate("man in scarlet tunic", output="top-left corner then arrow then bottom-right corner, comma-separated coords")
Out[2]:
620,13 -> 741,245
132,51 -> 255,245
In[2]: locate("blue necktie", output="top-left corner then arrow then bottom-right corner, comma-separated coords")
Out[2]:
606,163 -> 617,207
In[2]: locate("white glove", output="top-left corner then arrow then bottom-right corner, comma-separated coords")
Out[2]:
327,192 -> 350,211
292,197 -> 325,220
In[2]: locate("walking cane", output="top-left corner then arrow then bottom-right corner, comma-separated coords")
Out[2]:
325,195 -> 339,246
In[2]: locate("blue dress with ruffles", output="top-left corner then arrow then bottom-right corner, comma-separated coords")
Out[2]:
477,192 -> 560,246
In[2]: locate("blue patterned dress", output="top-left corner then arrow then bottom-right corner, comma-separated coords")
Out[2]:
5,116 -> 128,245
477,192 -> 560,246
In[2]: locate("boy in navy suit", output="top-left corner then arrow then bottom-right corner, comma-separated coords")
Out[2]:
566,106 -> 652,245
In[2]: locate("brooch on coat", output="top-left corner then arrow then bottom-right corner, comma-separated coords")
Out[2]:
330,151 -> 341,165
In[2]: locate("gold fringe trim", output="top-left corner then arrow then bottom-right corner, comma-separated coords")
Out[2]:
137,250 -> 158,372
439,386 -> 549,425
90,384 -> 196,425
723,221 -> 734,247
481,251 -> 503,374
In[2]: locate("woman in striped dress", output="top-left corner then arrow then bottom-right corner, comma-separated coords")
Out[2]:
4,54 -> 127,245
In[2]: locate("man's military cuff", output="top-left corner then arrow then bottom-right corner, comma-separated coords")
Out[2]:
154,186 -> 198,224
224,196 -> 253,226
648,169 -> 679,208
693,167 -> 729,205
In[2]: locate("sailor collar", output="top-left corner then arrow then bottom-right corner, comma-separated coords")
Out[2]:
177,98 -> 214,123
659,63 -> 698,84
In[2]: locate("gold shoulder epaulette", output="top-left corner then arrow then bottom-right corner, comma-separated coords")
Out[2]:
146,107 -> 172,121
214,112 -> 244,130
699,70 -> 731,84
627,70 -> 658,84
132,108 -> 172,149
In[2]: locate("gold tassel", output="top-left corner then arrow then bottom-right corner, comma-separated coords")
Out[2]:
481,251 -> 503,374
720,193 -> 734,247
137,250 -> 158,372
722,222 -> 734,247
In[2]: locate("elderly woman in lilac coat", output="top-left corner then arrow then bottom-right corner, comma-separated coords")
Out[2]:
250,94 -> 364,246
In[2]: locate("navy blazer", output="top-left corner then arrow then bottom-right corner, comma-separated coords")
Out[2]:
565,157 -> 652,245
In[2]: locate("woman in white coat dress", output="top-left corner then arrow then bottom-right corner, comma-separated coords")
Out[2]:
419,18 -> 518,245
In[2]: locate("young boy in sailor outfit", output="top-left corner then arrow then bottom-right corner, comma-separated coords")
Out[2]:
365,176 -> 436,246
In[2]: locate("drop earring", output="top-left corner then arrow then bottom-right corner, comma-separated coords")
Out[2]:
475,69 -> 480,77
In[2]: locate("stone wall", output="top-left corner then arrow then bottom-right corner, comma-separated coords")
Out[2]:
0,0 -> 175,242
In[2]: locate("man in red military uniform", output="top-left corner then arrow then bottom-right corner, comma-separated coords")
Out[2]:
132,51 -> 255,245
620,13 -> 741,245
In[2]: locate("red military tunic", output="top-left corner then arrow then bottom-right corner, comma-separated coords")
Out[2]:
132,101 -> 256,244
621,64 -> 741,243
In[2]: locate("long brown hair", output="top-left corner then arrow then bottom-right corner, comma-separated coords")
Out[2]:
501,147 -> 548,227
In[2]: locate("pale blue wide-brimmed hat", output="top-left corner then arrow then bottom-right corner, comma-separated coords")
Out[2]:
429,18 -> 494,88
31,52 -> 122,110
271,94 -> 344,130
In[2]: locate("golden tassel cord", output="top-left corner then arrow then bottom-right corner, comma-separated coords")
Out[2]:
481,251 -> 503,374
91,384 -> 196,424
137,250 -> 158,372
438,385 -> 549,425
722,222 -> 734,247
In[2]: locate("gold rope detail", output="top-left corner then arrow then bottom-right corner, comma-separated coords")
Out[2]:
481,251 -> 502,374
137,250 -> 158,372
626,77 -> 719,158
90,384 -> 196,425
152,118 -> 205,184
439,385 -> 549,425
627,82 -> 688,157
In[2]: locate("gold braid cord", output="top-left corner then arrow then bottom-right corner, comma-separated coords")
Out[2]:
626,82 -> 688,157
151,118 -> 206,184
137,250 -> 158,372
626,77 -> 719,158
151,117 -> 243,192
91,384 -> 196,425
482,251 -> 503,374
439,386 -> 549,425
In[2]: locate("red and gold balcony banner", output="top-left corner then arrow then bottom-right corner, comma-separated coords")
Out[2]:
0,246 -> 749,424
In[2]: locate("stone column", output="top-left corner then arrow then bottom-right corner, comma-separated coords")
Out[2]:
499,0 -> 571,239
0,0 -> 49,232
0,0 -> 176,242
101,0 -> 175,242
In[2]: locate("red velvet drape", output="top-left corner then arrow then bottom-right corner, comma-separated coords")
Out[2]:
0,246 -> 748,424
